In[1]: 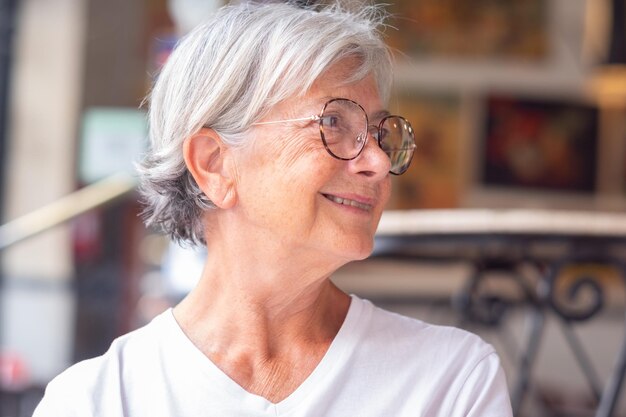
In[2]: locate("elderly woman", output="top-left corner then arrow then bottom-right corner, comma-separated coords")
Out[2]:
35,2 -> 512,416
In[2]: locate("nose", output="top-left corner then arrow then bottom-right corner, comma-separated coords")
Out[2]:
347,128 -> 390,181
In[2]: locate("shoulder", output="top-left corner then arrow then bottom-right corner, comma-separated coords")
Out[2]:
349,296 -> 512,416
350,296 -> 498,389
60,312 -> 164,383
33,310 -> 171,416
355,296 -> 494,360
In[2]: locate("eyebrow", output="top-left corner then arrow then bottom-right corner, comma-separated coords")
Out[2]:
371,110 -> 391,121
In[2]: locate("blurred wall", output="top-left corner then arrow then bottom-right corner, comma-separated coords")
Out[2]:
1,0 -> 85,383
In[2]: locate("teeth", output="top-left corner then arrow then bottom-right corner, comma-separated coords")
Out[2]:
324,194 -> 371,210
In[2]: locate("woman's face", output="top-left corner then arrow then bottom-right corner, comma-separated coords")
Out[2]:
231,60 -> 391,264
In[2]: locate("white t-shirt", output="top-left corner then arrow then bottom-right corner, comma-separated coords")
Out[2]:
34,295 -> 512,416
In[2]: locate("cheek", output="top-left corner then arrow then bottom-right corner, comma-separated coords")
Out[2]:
238,133 -> 328,206
275,131 -> 327,172
380,177 -> 392,206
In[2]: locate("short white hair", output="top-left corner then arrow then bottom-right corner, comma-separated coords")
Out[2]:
139,1 -> 393,246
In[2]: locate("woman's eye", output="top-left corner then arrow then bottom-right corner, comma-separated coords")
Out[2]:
322,115 -> 341,129
379,128 -> 390,141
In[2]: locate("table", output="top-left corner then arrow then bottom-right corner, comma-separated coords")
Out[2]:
374,209 -> 626,417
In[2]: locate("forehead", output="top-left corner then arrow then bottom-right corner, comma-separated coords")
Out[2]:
263,59 -> 385,122
307,63 -> 382,112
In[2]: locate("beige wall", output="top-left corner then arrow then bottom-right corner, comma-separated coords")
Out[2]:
1,0 -> 85,382
4,0 -> 85,279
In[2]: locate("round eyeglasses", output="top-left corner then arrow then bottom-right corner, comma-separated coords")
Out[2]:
253,98 -> 416,175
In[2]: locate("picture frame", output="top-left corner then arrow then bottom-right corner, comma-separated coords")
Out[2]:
387,92 -> 463,209
480,95 -> 599,193
384,0 -> 549,62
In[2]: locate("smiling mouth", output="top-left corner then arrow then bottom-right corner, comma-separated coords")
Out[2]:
322,194 -> 373,211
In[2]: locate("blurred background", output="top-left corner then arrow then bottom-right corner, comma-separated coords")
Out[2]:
0,0 -> 625,416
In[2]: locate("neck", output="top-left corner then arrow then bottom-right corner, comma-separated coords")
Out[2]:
172,232 -> 351,358
171,210 -> 354,402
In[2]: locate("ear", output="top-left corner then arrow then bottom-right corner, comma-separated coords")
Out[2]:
183,128 -> 237,209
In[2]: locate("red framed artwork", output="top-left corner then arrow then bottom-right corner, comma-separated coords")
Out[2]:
481,95 -> 598,193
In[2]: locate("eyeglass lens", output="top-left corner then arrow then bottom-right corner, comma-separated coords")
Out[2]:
379,116 -> 415,175
319,99 -> 415,175
319,99 -> 368,160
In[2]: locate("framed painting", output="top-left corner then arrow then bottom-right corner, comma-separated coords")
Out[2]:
481,95 -> 598,193
383,0 -> 548,62
387,93 -> 462,209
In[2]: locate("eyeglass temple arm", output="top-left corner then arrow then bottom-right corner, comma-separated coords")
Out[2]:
253,115 -> 319,126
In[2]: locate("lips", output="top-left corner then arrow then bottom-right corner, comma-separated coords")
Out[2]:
322,193 -> 373,211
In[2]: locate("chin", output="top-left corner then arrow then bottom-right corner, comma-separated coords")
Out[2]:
339,238 -> 375,262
